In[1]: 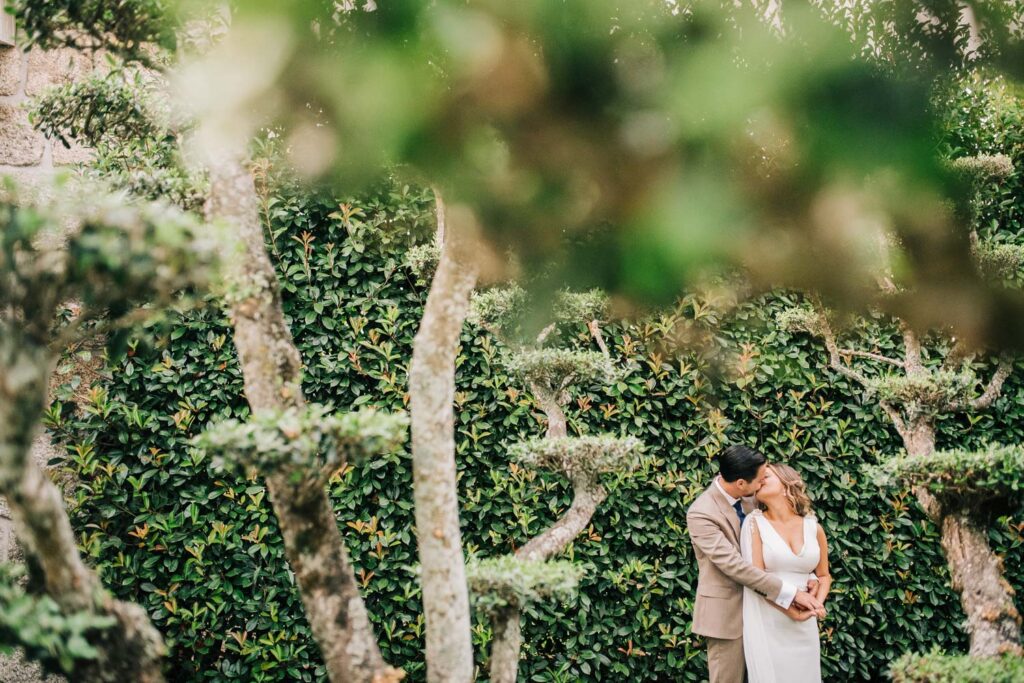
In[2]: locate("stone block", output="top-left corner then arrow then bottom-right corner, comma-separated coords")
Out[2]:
25,48 -> 91,97
0,103 -> 44,166
51,139 -> 93,166
0,46 -> 22,96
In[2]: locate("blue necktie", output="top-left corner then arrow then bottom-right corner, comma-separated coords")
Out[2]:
733,500 -> 746,527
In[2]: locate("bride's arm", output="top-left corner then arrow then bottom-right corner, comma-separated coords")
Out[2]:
812,522 -> 832,604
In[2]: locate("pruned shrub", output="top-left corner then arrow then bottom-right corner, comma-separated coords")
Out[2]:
466,557 -> 584,614
889,649 -> 1024,683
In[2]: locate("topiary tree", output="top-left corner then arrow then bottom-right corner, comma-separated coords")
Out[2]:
0,175 -> 215,680
779,153 -> 1022,657
198,151 -> 408,683
467,287 -> 645,682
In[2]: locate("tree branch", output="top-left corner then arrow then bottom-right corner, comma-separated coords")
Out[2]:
813,301 -> 872,388
943,339 -> 975,371
536,323 -> 556,346
901,324 -> 925,375
836,347 -> 904,368
488,607 -> 522,683
965,356 -> 1013,411
515,473 -> 606,562
0,343 -> 166,682
516,384 -> 604,561
431,186 -> 446,246
530,383 -> 567,439
879,400 -> 909,439
588,320 -> 610,356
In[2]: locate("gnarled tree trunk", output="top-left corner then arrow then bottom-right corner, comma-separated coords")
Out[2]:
487,383 -> 606,679
898,417 -> 1021,655
940,512 -> 1022,656
408,193 -> 476,683
901,420 -> 935,459
207,157 -> 401,683
0,341 -> 166,682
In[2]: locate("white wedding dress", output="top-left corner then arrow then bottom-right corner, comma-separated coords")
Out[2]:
740,510 -> 822,683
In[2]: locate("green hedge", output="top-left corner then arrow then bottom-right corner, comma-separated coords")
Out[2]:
45,176 -> 1024,682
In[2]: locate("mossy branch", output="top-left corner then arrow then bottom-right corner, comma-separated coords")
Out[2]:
466,557 -> 583,615
0,563 -> 115,677
869,444 -> 1024,511
469,285 -> 528,339
195,404 -> 408,485
890,648 -> 1024,682
950,154 -> 1015,181
508,435 -> 644,479
553,289 -> 610,326
506,348 -> 619,398
1,176 -> 216,345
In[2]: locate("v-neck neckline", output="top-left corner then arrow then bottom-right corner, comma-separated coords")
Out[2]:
761,514 -> 806,557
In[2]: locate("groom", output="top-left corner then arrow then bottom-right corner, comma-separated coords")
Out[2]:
686,444 -> 823,683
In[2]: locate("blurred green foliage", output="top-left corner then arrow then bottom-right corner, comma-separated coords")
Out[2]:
13,0 -> 1024,337
195,405 -> 408,480
0,564 -> 115,677
189,0 -> 1017,319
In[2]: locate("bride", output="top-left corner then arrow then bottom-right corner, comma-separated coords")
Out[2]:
740,463 -> 831,683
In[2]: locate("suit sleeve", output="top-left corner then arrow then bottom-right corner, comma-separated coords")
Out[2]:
687,509 -> 791,605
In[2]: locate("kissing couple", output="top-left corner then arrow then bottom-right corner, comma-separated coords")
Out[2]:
686,445 -> 832,683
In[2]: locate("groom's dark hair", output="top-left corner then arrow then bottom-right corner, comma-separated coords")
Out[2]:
718,445 -> 767,482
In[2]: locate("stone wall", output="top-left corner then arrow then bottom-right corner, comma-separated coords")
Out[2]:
0,43 -> 94,176
0,37 -> 98,683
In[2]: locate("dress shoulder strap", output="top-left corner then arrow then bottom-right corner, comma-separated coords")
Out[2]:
803,514 -> 817,538
748,509 -> 767,533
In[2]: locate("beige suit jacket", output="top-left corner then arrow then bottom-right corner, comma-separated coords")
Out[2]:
686,482 -> 784,639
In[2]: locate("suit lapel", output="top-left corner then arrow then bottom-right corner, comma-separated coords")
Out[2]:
710,484 -> 741,541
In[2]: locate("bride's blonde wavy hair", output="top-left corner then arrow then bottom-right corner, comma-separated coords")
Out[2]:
767,463 -> 814,516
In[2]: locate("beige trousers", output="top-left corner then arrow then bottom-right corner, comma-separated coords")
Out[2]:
706,636 -> 745,683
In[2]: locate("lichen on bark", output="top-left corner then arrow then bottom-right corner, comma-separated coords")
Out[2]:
408,191 -> 476,683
